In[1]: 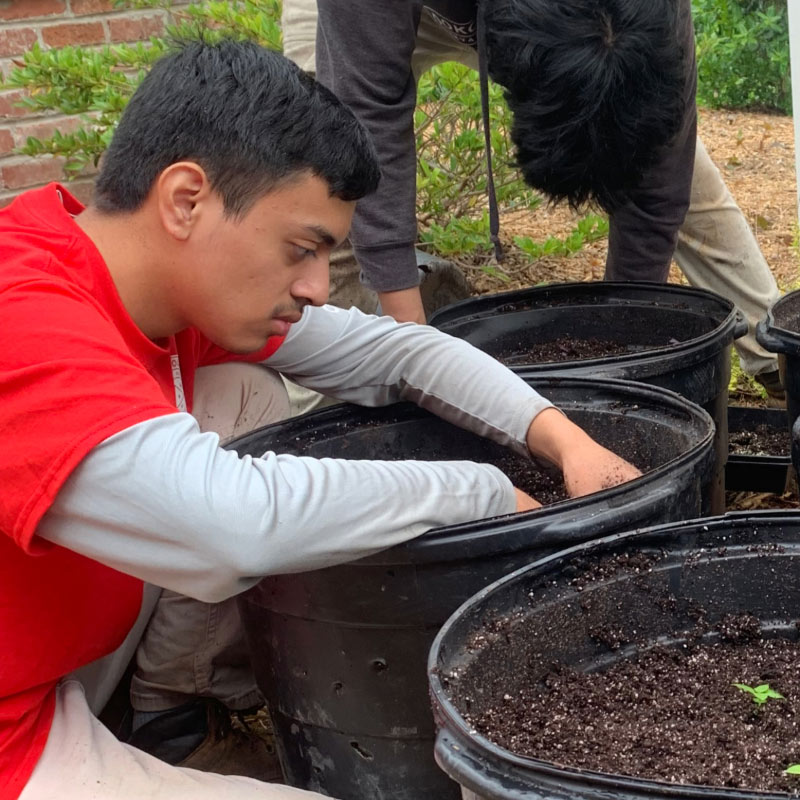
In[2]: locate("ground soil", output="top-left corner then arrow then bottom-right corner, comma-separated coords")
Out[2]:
466,621 -> 800,794
729,423 -> 793,456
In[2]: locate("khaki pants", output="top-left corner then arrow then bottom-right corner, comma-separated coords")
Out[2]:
20,681 -> 323,800
281,0 -> 779,377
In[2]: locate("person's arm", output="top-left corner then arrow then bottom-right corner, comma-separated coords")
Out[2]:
604,0 -> 697,282
378,286 -> 426,324
269,305 -> 554,456
316,0 -> 421,299
270,305 -> 641,490
39,414 -> 517,602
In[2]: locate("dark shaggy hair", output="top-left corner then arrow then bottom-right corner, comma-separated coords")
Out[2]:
94,39 -> 380,217
483,0 -> 689,212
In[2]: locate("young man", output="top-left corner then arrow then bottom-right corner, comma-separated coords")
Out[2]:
1,40 -> 639,800
299,0 -> 782,397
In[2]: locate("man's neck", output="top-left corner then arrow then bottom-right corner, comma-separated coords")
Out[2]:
75,206 -> 185,341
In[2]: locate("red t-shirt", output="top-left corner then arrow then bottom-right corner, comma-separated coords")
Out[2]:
0,184 -> 285,798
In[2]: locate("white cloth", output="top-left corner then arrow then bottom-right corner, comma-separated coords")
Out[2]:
19,681 -> 322,800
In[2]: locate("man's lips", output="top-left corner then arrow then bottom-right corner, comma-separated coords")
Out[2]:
271,314 -> 301,335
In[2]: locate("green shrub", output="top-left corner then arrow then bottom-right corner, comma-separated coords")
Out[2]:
693,0 -> 791,114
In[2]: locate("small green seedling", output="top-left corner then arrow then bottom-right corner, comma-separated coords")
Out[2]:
733,682 -> 784,706
784,764 -> 800,776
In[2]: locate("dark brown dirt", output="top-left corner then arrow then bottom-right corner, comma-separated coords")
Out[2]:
729,423 -> 792,456
496,335 -> 632,366
493,454 -> 569,504
466,618 -> 800,794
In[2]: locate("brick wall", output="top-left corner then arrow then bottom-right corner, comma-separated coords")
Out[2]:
0,1 -> 177,206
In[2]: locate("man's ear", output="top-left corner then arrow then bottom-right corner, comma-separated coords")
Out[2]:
156,162 -> 214,241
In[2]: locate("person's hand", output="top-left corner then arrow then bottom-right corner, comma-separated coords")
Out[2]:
514,487 -> 542,512
378,287 -> 426,324
525,408 -> 642,498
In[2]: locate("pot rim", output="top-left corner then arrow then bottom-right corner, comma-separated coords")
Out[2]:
429,510 -> 800,800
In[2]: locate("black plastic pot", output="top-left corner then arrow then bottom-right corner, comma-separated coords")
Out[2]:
430,282 -> 747,513
429,511 -> 800,800
726,406 -> 791,493
756,290 -> 800,481
231,377 -> 714,800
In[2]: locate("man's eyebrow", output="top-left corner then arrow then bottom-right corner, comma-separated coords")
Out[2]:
303,225 -> 336,247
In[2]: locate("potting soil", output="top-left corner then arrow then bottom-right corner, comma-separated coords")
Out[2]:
729,423 -> 792,457
497,335 -> 632,366
463,614 -> 800,794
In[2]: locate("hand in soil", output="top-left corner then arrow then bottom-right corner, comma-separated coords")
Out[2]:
525,408 -> 642,497
513,487 -> 542,512
562,441 -> 642,498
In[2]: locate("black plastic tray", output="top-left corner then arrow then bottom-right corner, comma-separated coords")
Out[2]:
726,405 -> 790,493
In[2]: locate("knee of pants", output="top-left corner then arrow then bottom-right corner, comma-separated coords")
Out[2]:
192,362 -> 291,445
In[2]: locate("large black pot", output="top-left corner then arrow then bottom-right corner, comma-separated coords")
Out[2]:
430,281 -> 747,513
231,377 -> 714,800
430,511 -> 800,800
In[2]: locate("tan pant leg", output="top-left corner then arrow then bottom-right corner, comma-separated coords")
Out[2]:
674,138 -> 780,377
130,363 -> 290,712
281,0 -> 317,73
20,681 -> 325,800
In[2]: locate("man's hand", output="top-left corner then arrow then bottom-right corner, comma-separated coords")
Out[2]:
378,287 -> 426,324
525,408 -> 642,498
514,487 -> 542,512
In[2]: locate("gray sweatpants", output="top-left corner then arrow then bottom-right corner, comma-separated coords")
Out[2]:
282,0 -> 780,377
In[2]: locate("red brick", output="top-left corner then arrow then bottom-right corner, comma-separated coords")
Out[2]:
0,90 -> 32,120
108,14 -> 165,43
71,0 -> 114,13
0,128 -> 14,154
0,0 -> 66,21
66,177 -> 95,204
0,27 -> 37,58
13,116 -> 83,145
2,156 -> 64,189
42,21 -> 105,48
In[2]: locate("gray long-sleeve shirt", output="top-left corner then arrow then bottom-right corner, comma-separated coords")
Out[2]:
316,0 -> 697,292
41,305 -> 553,602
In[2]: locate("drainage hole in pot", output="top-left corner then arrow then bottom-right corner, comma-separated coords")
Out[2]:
350,741 -> 374,760
332,681 -> 343,695
371,658 -> 388,673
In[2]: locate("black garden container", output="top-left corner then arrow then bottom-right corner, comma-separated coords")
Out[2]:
231,377 -> 714,800
430,282 -> 747,513
726,406 -> 791,493
430,512 -> 800,800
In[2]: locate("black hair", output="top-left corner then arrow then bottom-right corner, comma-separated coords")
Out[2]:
483,0 -> 689,212
94,38 -> 380,217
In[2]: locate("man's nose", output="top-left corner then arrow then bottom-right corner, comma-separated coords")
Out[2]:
293,255 -> 331,307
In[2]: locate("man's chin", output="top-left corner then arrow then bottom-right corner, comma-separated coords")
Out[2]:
209,335 -> 269,355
